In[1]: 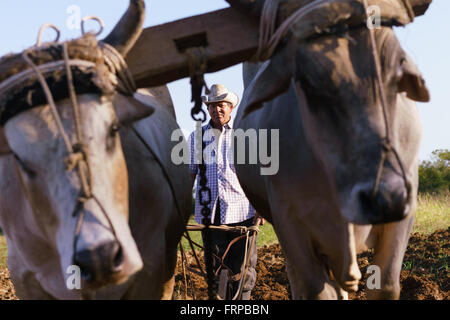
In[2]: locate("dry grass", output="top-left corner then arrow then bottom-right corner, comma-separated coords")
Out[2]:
0,193 -> 448,268
0,236 -> 7,268
413,192 -> 450,235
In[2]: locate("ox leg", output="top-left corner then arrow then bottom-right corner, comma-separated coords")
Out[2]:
328,274 -> 349,300
121,251 -> 175,300
284,251 -> 340,300
7,255 -> 56,300
161,274 -> 175,300
366,214 -> 414,300
274,218 -> 340,300
160,249 -> 177,300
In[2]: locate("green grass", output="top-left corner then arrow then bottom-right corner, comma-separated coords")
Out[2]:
0,193 -> 448,268
180,218 -> 279,252
413,192 -> 450,235
0,235 -> 7,268
181,192 -> 450,250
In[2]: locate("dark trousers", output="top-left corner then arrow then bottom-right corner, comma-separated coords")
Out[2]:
201,204 -> 257,300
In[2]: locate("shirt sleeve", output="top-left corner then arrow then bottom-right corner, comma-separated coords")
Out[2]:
188,131 -> 198,175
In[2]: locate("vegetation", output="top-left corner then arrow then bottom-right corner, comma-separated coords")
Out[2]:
180,190 -> 449,251
180,218 -> 278,252
2,151 -> 448,267
413,192 -> 450,235
0,236 -> 7,268
418,149 -> 450,194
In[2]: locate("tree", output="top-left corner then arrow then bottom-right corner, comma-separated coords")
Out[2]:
418,149 -> 450,193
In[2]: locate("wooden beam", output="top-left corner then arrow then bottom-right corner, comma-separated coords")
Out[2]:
126,8 -> 259,88
126,1 -> 432,88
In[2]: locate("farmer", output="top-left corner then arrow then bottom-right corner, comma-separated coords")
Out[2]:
189,83 -> 265,300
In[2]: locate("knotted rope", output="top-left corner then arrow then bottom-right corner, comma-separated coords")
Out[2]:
255,0 -> 411,199
254,0 -> 416,62
17,20 -> 139,300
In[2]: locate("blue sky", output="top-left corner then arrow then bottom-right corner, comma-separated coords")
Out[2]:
0,0 -> 447,161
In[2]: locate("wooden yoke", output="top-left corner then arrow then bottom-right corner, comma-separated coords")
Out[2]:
126,0 -> 432,88
126,8 -> 259,88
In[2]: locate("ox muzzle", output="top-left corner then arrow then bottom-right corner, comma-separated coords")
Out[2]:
350,173 -> 410,225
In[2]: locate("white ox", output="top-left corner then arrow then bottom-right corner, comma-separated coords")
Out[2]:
0,0 -> 191,299
227,0 -> 430,299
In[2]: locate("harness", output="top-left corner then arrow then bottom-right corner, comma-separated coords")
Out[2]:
180,0 -> 414,299
0,20 -> 137,299
255,0 -> 410,203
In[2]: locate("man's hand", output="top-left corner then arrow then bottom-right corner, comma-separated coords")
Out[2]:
253,212 -> 266,226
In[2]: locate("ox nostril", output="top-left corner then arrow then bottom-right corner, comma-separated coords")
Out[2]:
74,240 -> 123,284
112,245 -> 124,271
358,184 -> 408,224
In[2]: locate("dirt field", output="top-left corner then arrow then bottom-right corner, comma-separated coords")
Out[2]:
173,228 -> 449,300
1,228 -> 448,300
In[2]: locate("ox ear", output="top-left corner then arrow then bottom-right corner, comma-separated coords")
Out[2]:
398,55 -> 430,102
0,127 -> 11,155
113,93 -> 155,125
241,40 -> 296,117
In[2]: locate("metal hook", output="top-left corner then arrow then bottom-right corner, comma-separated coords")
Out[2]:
36,23 -> 61,46
81,16 -> 104,37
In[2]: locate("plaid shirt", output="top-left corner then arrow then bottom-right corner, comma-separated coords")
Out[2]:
189,120 -> 255,225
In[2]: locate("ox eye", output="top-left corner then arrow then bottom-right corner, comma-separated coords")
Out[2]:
109,123 -> 121,137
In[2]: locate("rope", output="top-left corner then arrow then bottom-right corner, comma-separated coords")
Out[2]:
62,43 -> 92,199
361,0 -> 409,197
100,42 -> 137,95
254,0 -> 334,61
20,31 -> 134,273
255,0 -> 416,62
256,0 -> 410,200
400,0 -> 415,22
180,220 -> 260,300
21,50 -> 74,153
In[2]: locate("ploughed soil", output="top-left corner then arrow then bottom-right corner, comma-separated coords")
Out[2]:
1,228 -> 448,300
172,228 -> 449,300
0,268 -> 16,300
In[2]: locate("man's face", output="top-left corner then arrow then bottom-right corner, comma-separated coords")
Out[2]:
207,101 -> 233,127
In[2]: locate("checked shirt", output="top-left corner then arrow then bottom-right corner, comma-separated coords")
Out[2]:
189,120 -> 255,225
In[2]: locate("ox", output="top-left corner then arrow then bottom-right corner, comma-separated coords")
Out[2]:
227,0 -> 430,299
0,0 -> 191,299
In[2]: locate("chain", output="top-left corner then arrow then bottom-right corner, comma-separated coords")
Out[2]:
186,46 -> 216,300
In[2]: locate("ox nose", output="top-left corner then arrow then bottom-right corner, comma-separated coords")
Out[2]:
74,240 -> 124,285
358,177 -> 409,224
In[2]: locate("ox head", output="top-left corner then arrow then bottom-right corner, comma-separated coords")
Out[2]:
0,0 -> 150,295
229,0 -> 430,225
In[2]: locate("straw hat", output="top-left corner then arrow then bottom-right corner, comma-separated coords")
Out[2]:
202,84 -> 239,107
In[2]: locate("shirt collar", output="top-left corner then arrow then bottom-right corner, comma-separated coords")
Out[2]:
225,117 -> 234,129
207,117 -> 234,131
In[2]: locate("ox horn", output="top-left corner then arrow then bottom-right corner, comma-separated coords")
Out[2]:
103,0 -> 146,57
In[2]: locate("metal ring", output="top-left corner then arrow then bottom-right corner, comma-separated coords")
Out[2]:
36,23 -> 61,46
191,108 -> 207,122
81,16 -> 104,37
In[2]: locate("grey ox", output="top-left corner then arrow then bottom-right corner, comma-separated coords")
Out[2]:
227,0 -> 430,299
0,0 -> 191,299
